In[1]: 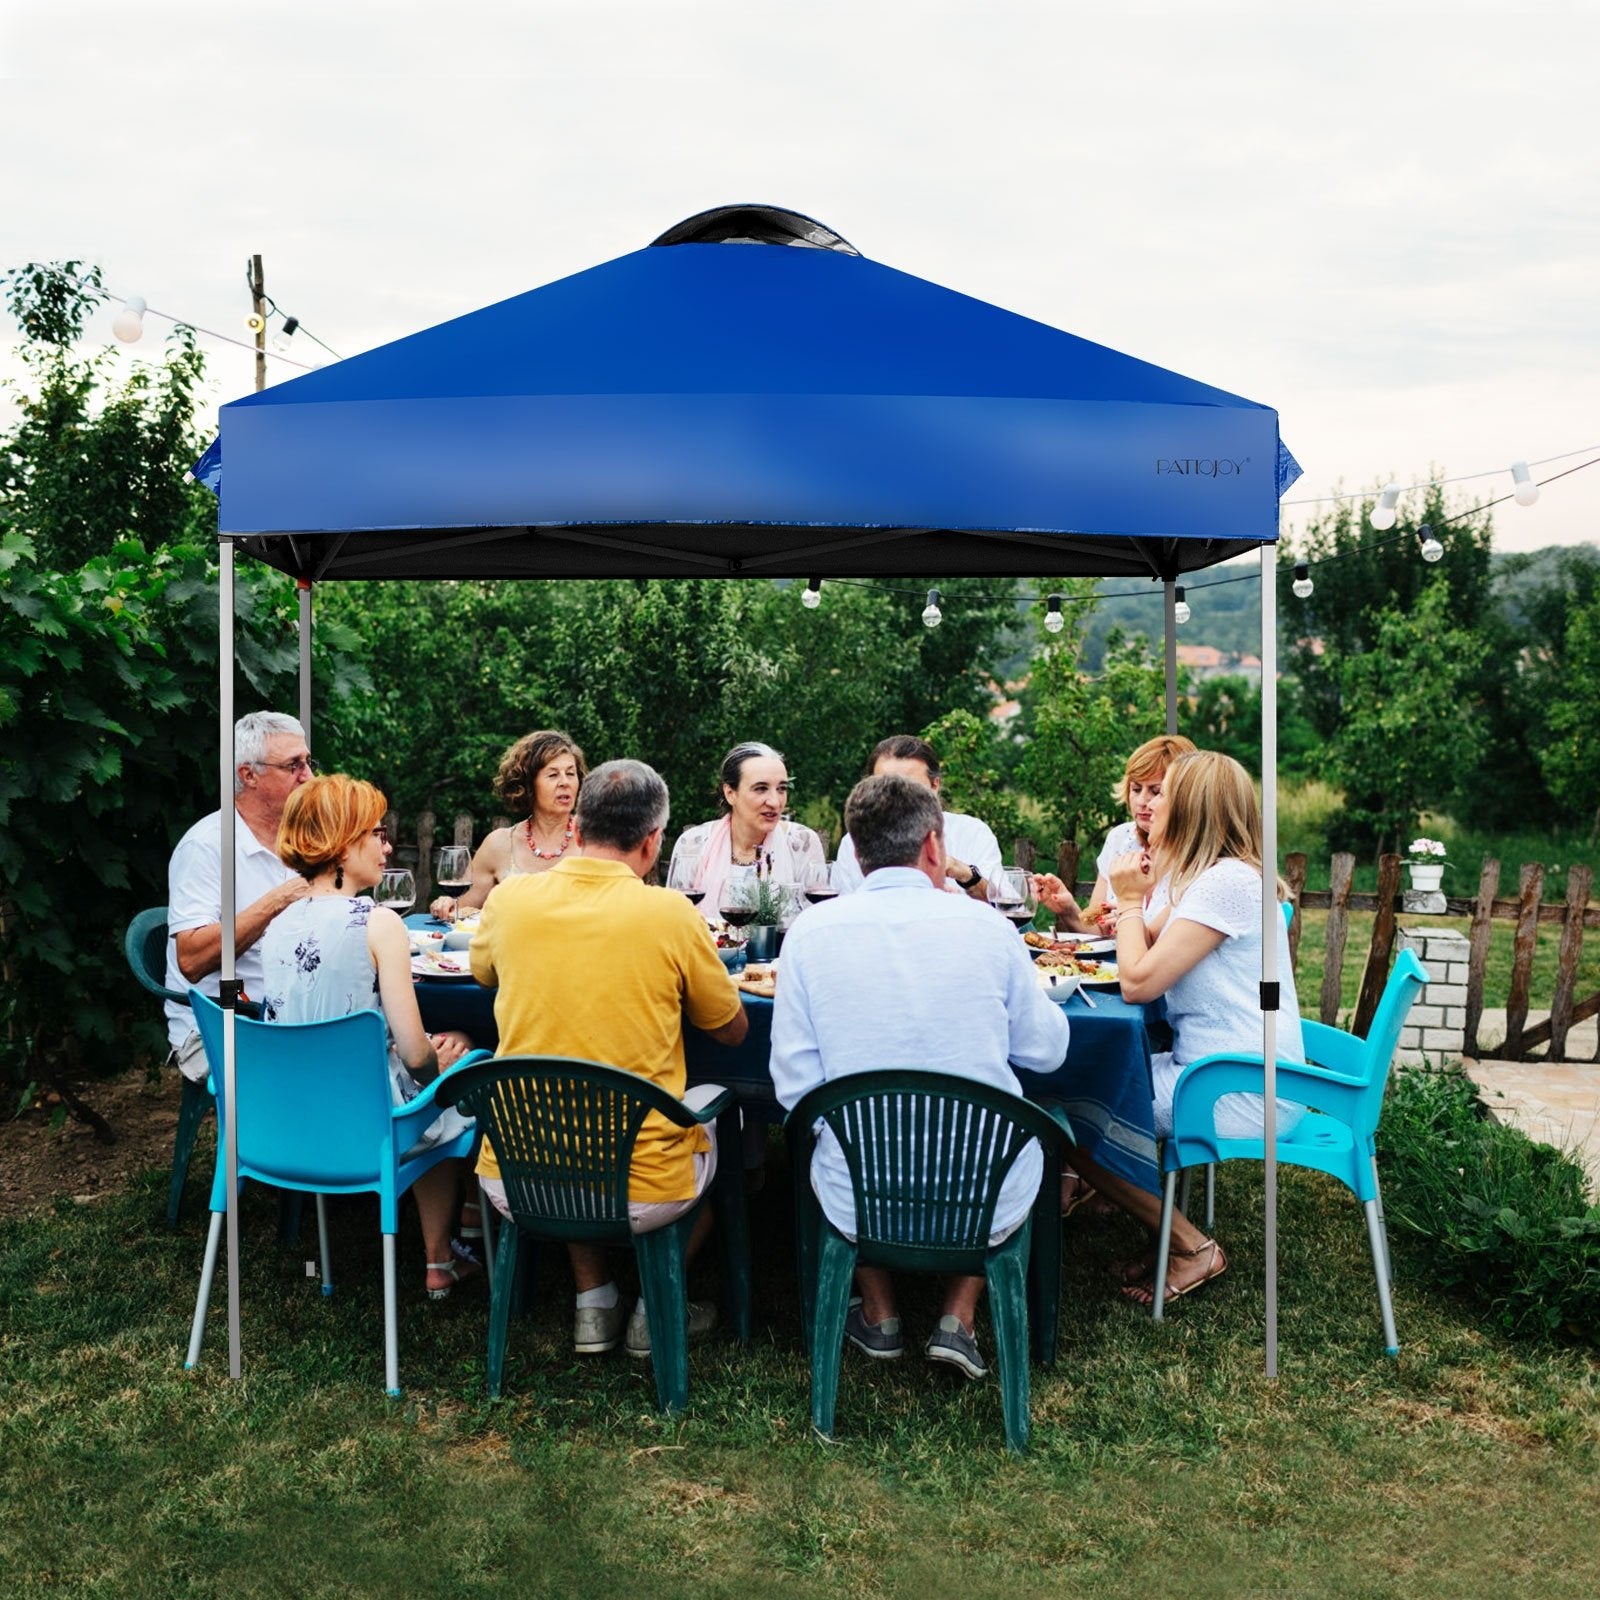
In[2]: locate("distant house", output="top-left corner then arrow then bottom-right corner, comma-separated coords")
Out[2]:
1177,644 -> 1262,685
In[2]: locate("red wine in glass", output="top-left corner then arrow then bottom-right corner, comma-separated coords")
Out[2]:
1004,905 -> 1035,929
683,888 -> 706,906
720,907 -> 757,928
805,887 -> 839,906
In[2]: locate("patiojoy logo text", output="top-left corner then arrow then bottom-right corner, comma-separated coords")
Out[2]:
1155,458 -> 1248,477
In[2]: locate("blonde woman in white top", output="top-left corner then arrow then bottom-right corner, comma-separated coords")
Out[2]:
1067,750 -> 1305,1307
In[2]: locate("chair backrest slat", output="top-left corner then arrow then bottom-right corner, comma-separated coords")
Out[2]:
813,1076 -> 1054,1254
443,1057 -> 685,1231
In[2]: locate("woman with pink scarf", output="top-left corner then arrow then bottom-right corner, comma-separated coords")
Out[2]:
668,741 -> 826,922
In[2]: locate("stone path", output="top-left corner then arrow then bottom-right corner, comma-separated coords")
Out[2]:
1462,1009 -> 1600,1195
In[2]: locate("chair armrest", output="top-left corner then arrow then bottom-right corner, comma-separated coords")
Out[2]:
390,1073 -> 458,1142
1300,1020 -> 1365,1077
681,1086 -> 736,1124
1171,1053 -> 1370,1142
456,1048 -> 495,1070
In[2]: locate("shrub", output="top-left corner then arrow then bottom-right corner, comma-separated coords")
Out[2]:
1378,1064 -> 1600,1344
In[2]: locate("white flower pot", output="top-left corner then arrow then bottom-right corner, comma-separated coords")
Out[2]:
1407,863 -> 1445,893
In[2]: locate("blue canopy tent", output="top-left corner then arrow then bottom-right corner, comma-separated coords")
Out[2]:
197,205 -> 1300,1383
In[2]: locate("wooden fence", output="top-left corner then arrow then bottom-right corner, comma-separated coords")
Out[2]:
395,815 -> 1597,1065
1013,841 -> 1598,1064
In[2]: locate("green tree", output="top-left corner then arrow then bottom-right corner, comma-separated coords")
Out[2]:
1326,582 -> 1488,852
0,262 -> 363,1100
1017,585 -> 1168,849
1,263 -> 213,566
1539,591 -> 1600,837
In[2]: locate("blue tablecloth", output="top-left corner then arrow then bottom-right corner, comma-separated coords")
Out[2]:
409,916 -> 1160,1196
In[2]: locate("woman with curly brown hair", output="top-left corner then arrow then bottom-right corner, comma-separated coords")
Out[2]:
427,730 -> 588,920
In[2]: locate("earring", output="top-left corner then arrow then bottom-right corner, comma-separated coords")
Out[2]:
334,864 -> 344,891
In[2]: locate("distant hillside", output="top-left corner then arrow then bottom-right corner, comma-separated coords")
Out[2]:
1074,542 -> 1600,671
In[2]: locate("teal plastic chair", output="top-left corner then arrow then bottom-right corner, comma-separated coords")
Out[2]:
1153,948 -> 1428,1353
435,1056 -> 751,1415
182,991 -> 478,1396
785,1072 -> 1073,1454
1179,898 -> 1297,1231
125,906 -> 212,1226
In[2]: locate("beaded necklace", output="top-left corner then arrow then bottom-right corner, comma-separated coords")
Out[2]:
524,815 -> 574,860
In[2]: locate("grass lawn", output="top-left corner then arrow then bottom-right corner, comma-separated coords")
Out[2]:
4,1144 -> 1599,1597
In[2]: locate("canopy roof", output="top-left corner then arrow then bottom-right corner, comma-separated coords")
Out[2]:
201,205 -> 1299,582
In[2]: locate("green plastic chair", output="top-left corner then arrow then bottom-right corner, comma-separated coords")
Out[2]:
785,1071 -> 1073,1455
124,906 -> 211,1227
435,1056 -> 751,1415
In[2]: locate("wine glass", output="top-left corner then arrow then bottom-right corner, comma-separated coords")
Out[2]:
988,867 -> 1036,931
376,868 -> 416,914
718,877 -> 758,935
802,861 -> 841,906
667,839 -> 705,907
435,844 -> 471,900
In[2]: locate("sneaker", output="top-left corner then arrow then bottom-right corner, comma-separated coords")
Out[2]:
572,1300 -> 629,1355
843,1297 -> 904,1359
625,1299 -> 717,1359
925,1315 -> 987,1381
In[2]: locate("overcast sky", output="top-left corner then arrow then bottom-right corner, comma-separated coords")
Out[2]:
3,1 -> 1595,555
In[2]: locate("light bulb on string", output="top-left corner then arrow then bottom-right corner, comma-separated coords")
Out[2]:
1417,525 -> 1445,563
112,296 -> 146,343
271,314 -> 300,355
801,578 -> 822,609
1172,586 -> 1191,625
1292,562 -> 1314,600
1044,593 -> 1065,633
921,588 -> 943,629
1511,462 -> 1540,507
1369,483 -> 1401,531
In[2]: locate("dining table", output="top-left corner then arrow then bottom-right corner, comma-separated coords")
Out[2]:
407,914 -> 1162,1197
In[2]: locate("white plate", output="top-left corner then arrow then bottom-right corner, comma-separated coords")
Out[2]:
411,950 -> 476,981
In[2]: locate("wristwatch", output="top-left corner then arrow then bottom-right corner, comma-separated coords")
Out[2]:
957,865 -> 983,890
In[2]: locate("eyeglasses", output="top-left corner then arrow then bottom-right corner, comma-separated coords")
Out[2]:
253,756 -> 318,775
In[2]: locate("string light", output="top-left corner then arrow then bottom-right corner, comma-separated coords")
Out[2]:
1172,586 -> 1191,625
800,577 -> 822,609
921,588 -> 943,628
1511,461 -> 1540,507
1292,562 -> 1314,600
111,295 -> 146,343
1369,483 -> 1401,530
1044,593 -> 1065,633
1417,525 -> 1445,563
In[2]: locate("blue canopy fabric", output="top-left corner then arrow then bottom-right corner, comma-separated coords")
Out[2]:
201,220 -> 1299,582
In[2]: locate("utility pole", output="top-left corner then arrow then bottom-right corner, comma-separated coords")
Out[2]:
249,254 -> 266,392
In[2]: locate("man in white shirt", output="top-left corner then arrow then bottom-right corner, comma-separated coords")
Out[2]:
163,711 -> 313,1080
772,773 -> 1070,1380
831,735 -> 1002,899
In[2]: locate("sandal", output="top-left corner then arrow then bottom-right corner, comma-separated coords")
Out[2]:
425,1250 -> 482,1300
1060,1170 -> 1098,1218
1112,1242 -> 1161,1287
1120,1239 -> 1227,1308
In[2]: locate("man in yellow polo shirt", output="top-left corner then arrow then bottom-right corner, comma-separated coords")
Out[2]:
471,758 -> 748,1358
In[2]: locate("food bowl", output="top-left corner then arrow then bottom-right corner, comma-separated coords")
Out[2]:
442,929 -> 475,951
409,930 -> 445,956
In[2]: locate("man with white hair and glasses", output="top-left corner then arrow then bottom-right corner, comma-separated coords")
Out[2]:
163,711 -> 314,1081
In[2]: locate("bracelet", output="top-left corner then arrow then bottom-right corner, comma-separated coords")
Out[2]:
1115,910 -> 1145,930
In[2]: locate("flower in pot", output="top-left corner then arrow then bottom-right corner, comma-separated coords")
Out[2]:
1405,837 -> 1447,893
